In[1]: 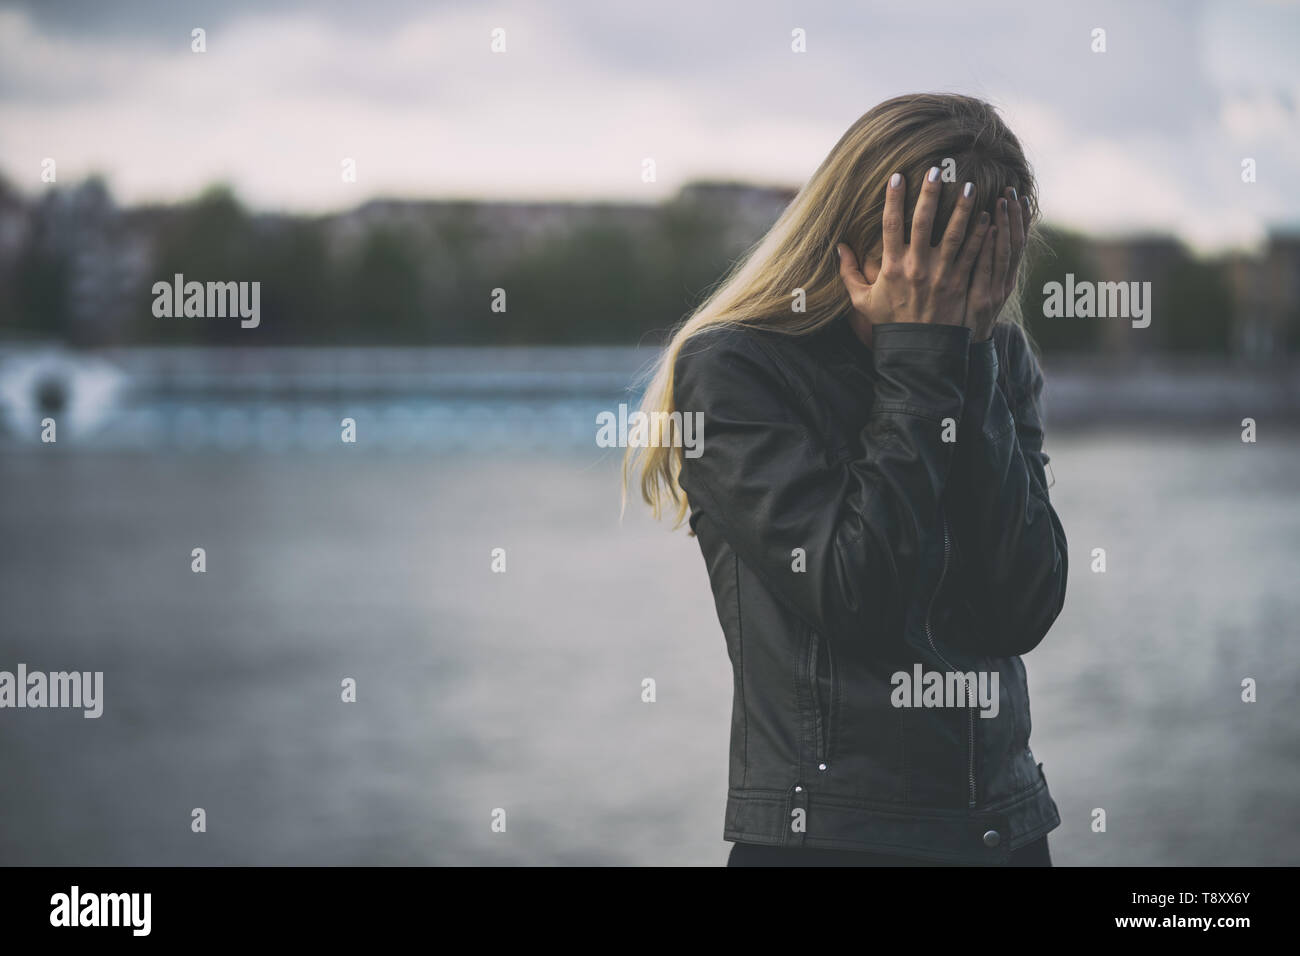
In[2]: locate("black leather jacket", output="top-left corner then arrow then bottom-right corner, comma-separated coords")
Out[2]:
674,315 -> 1068,864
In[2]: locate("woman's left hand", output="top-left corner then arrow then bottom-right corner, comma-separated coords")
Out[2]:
964,188 -> 1030,340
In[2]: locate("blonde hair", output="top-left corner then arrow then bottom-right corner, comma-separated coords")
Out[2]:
624,93 -> 1038,527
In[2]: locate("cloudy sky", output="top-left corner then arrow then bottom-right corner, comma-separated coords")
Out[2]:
2,0 -> 1297,252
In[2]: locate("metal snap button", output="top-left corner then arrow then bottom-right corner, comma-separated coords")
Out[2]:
818,763 -> 827,771
982,829 -> 1001,848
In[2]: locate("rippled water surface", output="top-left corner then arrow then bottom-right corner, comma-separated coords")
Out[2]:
2,424 -> 1297,865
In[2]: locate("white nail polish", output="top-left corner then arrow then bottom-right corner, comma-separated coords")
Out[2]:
963,182 -> 974,198
890,173 -> 902,189
927,166 -> 940,183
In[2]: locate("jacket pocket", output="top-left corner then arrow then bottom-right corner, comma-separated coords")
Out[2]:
806,628 -> 835,769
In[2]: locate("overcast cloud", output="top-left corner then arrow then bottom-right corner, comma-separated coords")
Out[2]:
1,0 -> 1297,252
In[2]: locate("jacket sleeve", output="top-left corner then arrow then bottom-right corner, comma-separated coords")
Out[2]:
674,322 -> 972,645
945,323 -> 1069,657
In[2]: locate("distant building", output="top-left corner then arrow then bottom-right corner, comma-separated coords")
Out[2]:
673,181 -> 798,252
5,179 -> 155,346
1259,234 -> 1300,356
1086,236 -> 1187,355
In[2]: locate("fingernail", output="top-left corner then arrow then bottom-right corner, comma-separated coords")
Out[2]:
833,243 -> 842,259
978,211 -> 990,225
889,172 -> 902,189
999,198 -> 1008,212
927,166 -> 940,183
1008,187 -> 1018,201
963,182 -> 974,198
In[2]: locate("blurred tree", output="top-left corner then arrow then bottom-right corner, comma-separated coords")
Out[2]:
343,226 -> 426,343
1020,226 -> 1102,354
135,184 -> 258,344
424,205 -> 491,343
493,225 -> 646,343
648,197 -> 738,343
12,240 -> 73,339
1161,258 -> 1233,353
3,177 -> 1263,354
253,219 -> 336,344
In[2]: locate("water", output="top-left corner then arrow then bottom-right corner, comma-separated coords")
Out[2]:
2,427 -> 1298,865
2,345 -> 1298,455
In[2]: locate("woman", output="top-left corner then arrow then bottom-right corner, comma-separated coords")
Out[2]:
626,93 -> 1069,866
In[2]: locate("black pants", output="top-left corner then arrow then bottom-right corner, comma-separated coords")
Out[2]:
727,836 -> 1051,867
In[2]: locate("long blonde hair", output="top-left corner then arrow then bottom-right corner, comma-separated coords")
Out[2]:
625,93 -> 1038,527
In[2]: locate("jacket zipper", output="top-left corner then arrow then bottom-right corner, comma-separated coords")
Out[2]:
807,630 -> 833,769
923,510 -> 976,809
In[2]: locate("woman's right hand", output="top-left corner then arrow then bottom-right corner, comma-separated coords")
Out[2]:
836,168 -> 991,345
